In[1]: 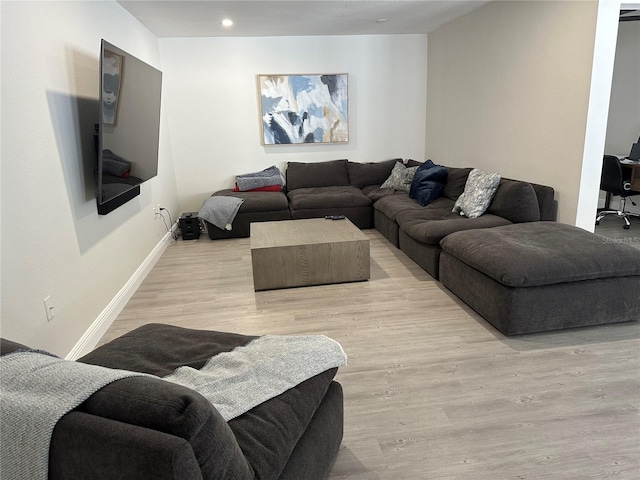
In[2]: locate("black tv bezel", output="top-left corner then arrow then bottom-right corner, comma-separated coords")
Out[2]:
96,39 -> 162,215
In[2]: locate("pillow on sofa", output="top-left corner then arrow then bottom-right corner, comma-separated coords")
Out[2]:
381,162 -> 418,192
286,159 -> 349,191
347,159 -> 399,188
409,160 -> 448,206
486,179 -> 541,223
452,169 -> 501,218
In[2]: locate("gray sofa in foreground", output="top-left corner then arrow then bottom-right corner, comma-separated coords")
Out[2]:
1,324 -> 343,480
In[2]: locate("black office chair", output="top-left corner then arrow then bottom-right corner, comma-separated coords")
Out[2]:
595,155 -> 640,229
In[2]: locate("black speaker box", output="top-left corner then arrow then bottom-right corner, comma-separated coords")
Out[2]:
179,212 -> 201,240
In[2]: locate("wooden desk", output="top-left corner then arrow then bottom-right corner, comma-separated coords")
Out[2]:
623,162 -> 640,191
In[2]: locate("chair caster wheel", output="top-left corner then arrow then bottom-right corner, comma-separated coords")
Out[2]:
624,225 -> 630,230
595,221 -> 600,226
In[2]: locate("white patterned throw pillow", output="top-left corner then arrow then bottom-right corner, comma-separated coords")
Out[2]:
452,169 -> 501,218
381,162 -> 418,192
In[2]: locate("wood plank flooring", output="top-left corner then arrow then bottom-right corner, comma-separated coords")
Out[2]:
99,228 -> 640,479
595,215 -> 640,251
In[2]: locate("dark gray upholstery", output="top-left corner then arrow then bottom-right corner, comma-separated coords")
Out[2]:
398,229 -> 442,278
486,179 -> 541,223
397,210 -> 511,246
440,251 -> 640,335
285,161 -> 379,228
440,222 -> 640,287
374,192 -> 425,222
2,324 -> 344,480
290,206 -> 373,229
373,168 -> 556,279
439,223 -> 640,335
374,209 -> 401,247
206,189 -> 291,239
286,159 -> 349,190
287,186 -> 371,209
347,159 -> 399,188
442,167 -> 473,201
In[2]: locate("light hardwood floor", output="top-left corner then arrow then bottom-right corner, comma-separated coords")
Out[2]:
595,215 -> 640,251
100,228 -> 640,479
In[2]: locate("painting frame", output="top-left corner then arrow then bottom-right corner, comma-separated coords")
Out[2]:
258,73 -> 349,145
102,49 -> 123,126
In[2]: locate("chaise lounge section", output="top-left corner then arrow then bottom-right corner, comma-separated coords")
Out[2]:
439,222 -> 640,335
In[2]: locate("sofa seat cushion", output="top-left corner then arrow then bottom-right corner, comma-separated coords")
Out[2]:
286,159 -> 349,191
288,186 -> 371,209
398,210 -> 511,245
79,323 -> 340,480
214,189 -> 289,213
373,192 -> 424,221
364,186 -> 399,202
440,222 -> 640,288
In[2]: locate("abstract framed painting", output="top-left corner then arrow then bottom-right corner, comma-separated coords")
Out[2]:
258,73 -> 349,145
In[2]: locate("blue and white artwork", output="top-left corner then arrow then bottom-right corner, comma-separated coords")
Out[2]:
258,74 -> 348,145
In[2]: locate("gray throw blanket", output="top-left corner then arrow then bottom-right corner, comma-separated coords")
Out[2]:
0,351 -> 149,480
163,334 -> 347,421
235,165 -> 284,191
198,195 -> 244,231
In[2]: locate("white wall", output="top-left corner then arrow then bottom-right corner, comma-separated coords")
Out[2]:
158,35 -> 428,212
425,1 -> 603,226
0,1 -> 179,356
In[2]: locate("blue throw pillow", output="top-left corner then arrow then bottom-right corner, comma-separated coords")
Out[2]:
409,160 -> 448,206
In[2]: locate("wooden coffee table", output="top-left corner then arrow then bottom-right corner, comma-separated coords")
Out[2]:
250,218 -> 370,291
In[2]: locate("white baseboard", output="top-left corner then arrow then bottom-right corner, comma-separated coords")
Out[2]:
66,230 -> 175,360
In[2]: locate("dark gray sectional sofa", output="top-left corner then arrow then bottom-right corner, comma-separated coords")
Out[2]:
1,323 -> 343,480
374,163 -> 557,279
206,158 -> 401,238
205,159 -> 557,282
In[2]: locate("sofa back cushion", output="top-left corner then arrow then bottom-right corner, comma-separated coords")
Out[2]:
486,179 -> 541,223
405,159 -> 423,167
286,159 -> 349,191
347,159 -> 399,188
442,167 -> 472,201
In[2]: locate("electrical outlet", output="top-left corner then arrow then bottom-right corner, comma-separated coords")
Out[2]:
43,295 -> 55,322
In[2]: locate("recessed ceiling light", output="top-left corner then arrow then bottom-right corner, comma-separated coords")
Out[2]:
375,18 -> 388,23
222,18 -> 233,27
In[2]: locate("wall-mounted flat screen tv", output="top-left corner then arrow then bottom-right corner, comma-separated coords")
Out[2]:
97,39 -> 162,215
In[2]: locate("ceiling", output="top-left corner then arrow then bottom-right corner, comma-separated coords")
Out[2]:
117,1 -> 489,38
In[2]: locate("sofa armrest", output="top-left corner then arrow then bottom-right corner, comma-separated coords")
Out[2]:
50,411 -> 203,480
78,377 -> 254,480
